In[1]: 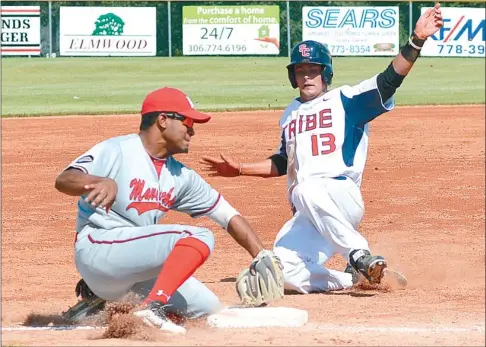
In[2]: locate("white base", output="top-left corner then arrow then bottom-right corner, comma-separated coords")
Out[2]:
207,306 -> 308,328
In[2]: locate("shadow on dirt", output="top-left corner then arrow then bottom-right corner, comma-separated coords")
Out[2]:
203,277 -> 237,284
283,289 -> 377,298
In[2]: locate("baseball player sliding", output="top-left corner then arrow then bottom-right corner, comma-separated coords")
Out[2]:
56,87 -> 284,333
202,4 -> 443,293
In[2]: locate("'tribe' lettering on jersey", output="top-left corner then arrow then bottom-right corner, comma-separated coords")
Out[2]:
66,134 -> 221,232
275,74 -> 395,190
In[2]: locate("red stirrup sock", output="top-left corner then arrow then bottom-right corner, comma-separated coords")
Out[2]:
144,237 -> 210,305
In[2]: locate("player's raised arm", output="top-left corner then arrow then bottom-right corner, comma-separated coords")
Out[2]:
341,3 -> 443,126
377,3 -> 443,101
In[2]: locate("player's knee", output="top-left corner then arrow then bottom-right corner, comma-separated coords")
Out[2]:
282,265 -> 311,294
273,246 -> 310,294
190,227 -> 215,253
273,245 -> 300,268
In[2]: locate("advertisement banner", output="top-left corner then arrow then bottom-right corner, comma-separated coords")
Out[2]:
60,7 -> 156,56
182,6 -> 280,55
302,7 -> 400,56
421,7 -> 485,57
1,6 -> 41,56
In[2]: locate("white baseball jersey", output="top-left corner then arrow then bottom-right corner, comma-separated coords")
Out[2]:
276,74 -> 395,192
66,134 -> 226,232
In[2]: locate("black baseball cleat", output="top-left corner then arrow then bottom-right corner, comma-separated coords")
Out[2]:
349,250 -> 387,284
344,262 -> 363,285
61,297 -> 106,323
62,278 -> 106,323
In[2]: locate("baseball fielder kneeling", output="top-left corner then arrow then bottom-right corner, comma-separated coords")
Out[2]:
56,87 -> 284,333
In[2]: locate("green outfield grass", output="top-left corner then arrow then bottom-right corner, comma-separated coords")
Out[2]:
1,56 -> 485,117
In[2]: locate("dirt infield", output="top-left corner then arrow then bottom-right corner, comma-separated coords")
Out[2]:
1,105 -> 485,346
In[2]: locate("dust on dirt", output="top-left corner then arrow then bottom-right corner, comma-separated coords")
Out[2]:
99,301 -> 155,341
23,313 -> 73,327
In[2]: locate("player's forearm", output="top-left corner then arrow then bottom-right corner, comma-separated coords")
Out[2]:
377,32 -> 426,101
393,31 -> 426,76
226,215 -> 264,258
239,158 -> 280,178
391,51 -> 414,76
55,169 -> 102,196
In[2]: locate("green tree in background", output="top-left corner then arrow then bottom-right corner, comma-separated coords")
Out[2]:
92,13 -> 125,36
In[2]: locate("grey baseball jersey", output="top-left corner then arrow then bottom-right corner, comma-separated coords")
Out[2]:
66,134 -> 238,318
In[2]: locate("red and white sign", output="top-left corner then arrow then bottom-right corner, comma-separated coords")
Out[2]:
421,7 -> 485,57
1,6 -> 41,56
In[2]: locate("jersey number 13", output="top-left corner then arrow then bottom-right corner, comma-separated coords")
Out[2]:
311,133 -> 336,156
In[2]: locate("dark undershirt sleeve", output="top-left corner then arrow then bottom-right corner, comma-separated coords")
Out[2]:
268,154 -> 287,176
269,128 -> 288,176
376,63 -> 407,102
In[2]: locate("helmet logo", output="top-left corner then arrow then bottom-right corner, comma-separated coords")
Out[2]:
299,44 -> 310,57
299,43 -> 310,57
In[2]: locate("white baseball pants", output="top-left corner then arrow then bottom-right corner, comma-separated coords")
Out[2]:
273,176 -> 370,293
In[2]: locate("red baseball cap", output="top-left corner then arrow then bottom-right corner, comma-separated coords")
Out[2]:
141,87 -> 211,123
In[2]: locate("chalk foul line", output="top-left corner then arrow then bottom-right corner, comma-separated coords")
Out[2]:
308,323 -> 485,334
2,323 -> 485,333
2,325 -> 104,331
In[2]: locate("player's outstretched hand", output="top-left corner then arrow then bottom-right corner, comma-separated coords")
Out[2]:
84,178 -> 118,212
414,2 -> 443,39
200,154 -> 240,177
